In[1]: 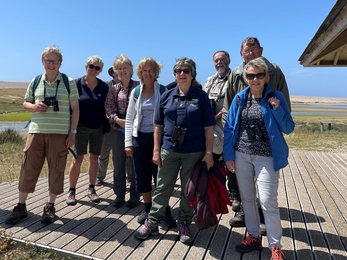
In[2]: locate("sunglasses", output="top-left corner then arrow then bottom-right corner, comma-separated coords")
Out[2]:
89,64 -> 101,71
175,69 -> 191,74
245,72 -> 266,80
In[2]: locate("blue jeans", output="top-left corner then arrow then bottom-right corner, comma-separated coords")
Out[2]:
235,151 -> 282,249
148,149 -> 204,224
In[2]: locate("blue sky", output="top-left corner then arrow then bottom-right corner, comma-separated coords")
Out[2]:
1,0 -> 345,98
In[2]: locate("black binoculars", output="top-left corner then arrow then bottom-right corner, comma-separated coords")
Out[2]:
245,124 -> 263,141
42,96 -> 59,111
171,126 -> 187,147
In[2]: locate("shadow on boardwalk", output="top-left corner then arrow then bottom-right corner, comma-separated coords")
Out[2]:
1,150 -> 347,259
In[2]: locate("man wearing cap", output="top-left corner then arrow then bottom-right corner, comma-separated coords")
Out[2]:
222,36 -> 291,231
96,67 -> 120,186
203,50 -> 241,212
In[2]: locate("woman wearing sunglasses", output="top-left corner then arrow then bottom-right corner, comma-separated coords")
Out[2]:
223,57 -> 294,259
66,55 -> 109,205
135,57 -> 215,244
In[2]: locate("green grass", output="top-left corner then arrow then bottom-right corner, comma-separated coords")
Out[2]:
0,112 -> 31,121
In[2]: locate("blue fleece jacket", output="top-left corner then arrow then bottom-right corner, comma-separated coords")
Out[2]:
223,84 -> 295,171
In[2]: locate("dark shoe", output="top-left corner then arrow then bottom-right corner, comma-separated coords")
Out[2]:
126,198 -> 140,208
5,204 -> 28,225
235,234 -> 261,253
260,223 -> 267,236
229,209 -> 245,227
88,188 -> 100,203
95,178 -> 104,186
66,190 -> 77,206
134,220 -> 159,240
113,197 -> 125,208
163,205 -> 176,228
231,198 -> 241,212
271,245 -> 285,260
41,204 -> 56,224
178,221 -> 192,244
137,211 -> 148,224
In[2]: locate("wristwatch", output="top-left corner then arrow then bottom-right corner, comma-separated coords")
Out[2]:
70,129 -> 77,134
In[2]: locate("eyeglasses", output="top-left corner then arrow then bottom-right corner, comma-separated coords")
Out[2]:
242,48 -> 260,55
175,69 -> 191,74
44,59 -> 61,65
245,72 -> 266,80
88,64 -> 101,71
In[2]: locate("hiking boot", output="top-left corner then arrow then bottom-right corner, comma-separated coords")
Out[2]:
163,205 -> 176,228
231,198 -> 241,212
137,211 -> 148,224
66,190 -> 77,206
41,204 -> 56,224
5,204 -> 28,225
229,209 -> 245,227
235,234 -> 261,253
126,198 -> 140,208
134,220 -> 159,240
271,245 -> 286,260
113,197 -> 125,208
178,221 -> 192,243
95,178 -> 104,186
88,188 -> 100,203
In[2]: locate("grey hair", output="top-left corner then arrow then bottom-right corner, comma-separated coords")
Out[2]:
173,57 -> 197,80
41,44 -> 63,62
85,55 -> 104,72
243,57 -> 269,83
241,37 -> 261,50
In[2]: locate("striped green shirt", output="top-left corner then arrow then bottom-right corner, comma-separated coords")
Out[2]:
24,73 -> 79,134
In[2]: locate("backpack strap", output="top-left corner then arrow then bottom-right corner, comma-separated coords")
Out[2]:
61,73 -> 70,94
134,85 -> 141,99
32,74 -> 43,98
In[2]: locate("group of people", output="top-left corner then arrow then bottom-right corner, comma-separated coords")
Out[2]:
5,36 -> 294,260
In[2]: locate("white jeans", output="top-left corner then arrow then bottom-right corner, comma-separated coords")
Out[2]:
235,151 -> 282,249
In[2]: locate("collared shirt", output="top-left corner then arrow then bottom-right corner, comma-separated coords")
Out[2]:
76,77 -> 109,129
105,79 -> 140,131
155,85 -> 215,153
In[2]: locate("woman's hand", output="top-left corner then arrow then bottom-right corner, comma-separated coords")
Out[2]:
225,160 -> 235,173
116,118 -> 126,128
268,97 -> 280,109
202,153 -> 214,170
125,146 -> 134,157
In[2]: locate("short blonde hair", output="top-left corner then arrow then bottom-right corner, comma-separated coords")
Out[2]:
41,44 -> 63,62
136,57 -> 163,81
113,54 -> 133,77
243,57 -> 269,83
85,55 -> 104,72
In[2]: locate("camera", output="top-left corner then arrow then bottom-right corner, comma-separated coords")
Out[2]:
245,124 -> 263,141
42,97 -> 59,111
171,126 -> 187,147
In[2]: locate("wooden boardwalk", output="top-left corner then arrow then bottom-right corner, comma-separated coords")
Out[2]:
1,149 -> 347,260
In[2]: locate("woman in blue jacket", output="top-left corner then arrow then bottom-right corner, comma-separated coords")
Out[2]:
223,57 -> 294,259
